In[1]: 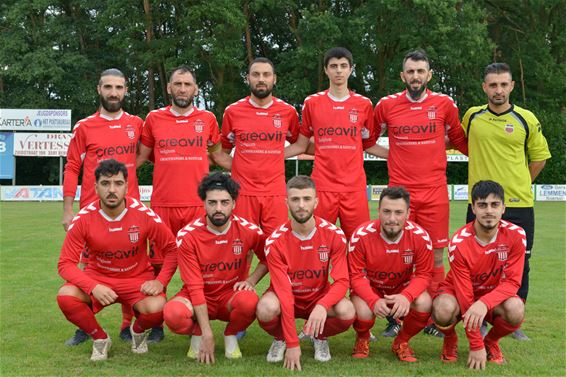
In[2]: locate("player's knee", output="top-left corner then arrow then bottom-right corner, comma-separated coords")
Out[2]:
501,297 -> 524,325
57,284 -> 82,298
412,291 -> 432,313
334,298 -> 356,321
432,295 -> 458,326
232,290 -> 259,314
135,295 -> 166,314
163,300 -> 194,335
256,296 -> 280,321
352,296 -> 373,321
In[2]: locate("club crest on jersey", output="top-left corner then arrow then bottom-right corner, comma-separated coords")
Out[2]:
349,109 -> 358,124
272,114 -> 282,128
318,245 -> 329,262
128,225 -> 140,244
505,124 -> 514,134
232,239 -> 244,255
125,125 -> 136,140
402,250 -> 414,265
496,244 -> 509,261
427,106 -> 437,120
194,119 -> 205,133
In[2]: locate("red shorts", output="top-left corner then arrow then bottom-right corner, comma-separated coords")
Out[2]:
315,191 -> 369,239
174,288 -> 256,321
65,271 -> 163,314
150,206 -> 204,264
404,185 -> 449,249
233,195 -> 288,236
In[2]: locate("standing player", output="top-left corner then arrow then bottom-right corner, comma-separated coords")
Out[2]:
163,172 -> 267,362
256,176 -> 355,371
57,159 -> 178,361
462,63 -> 551,340
137,66 -> 232,341
432,180 -> 526,370
348,187 -> 433,361
62,68 -> 144,345
373,49 -> 468,337
285,47 -> 388,240
221,57 -> 300,236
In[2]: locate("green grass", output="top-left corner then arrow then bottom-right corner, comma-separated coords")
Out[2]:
0,201 -> 564,376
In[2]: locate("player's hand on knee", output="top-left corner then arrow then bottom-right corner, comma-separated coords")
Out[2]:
62,211 -> 75,232
140,279 -> 164,296
92,284 -> 118,306
384,294 -> 410,319
198,333 -> 215,364
373,299 -> 391,319
283,346 -> 302,371
463,301 -> 488,331
467,348 -> 487,370
233,280 -> 254,291
304,304 -> 327,337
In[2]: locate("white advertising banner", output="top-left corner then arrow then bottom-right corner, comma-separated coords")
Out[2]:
453,185 -> 469,201
536,184 -> 566,201
0,109 -> 72,131
13,133 -> 72,157
0,186 -> 153,202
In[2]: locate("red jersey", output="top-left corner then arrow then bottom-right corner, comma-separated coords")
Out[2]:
58,197 -> 178,294
300,90 -> 376,192
221,97 -> 300,196
374,89 -> 468,188
348,219 -> 433,311
445,220 -> 526,350
264,216 -> 349,347
141,106 -> 221,206
176,215 -> 266,306
64,111 -> 143,208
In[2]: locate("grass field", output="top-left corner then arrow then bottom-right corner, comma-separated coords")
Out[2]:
0,201 -> 564,376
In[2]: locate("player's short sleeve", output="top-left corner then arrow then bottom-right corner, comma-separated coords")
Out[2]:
140,113 -> 155,148
207,113 -> 221,148
524,111 -> 552,162
286,107 -> 300,143
221,108 -> 235,150
299,100 -> 313,138
63,121 -> 87,197
361,100 -> 377,149
373,99 -> 387,137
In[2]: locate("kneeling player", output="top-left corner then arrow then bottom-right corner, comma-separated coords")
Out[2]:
256,175 -> 355,371
57,159 -> 178,361
348,187 -> 433,361
432,180 -> 525,370
163,172 -> 267,363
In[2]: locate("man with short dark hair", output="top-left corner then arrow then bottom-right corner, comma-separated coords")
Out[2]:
285,47 -> 387,239
57,159 -> 178,361
462,62 -> 551,340
221,57 -> 300,236
162,172 -> 267,363
433,180 -> 526,369
373,49 -> 469,337
137,65 -> 232,341
62,68 -> 144,345
256,175 -> 355,371
348,186 -> 434,361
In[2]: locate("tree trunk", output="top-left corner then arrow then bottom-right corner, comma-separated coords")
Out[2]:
143,0 -> 155,110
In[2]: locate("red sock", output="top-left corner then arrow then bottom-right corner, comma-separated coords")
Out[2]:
57,295 -> 107,340
396,310 -> 430,343
429,265 -> 445,296
121,304 -> 134,330
163,301 -> 194,335
318,317 -> 354,339
437,323 -> 457,338
258,316 -> 283,340
132,312 -> 163,333
485,317 -> 521,343
225,290 -> 258,335
353,318 -> 375,340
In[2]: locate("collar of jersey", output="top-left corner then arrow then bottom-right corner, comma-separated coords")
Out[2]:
98,206 -> 128,222
207,220 -> 232,235
169,106 -> 195,117
326,91 -> 351,102
486,104 -> 514,117
99,111 -> 124,121
248,98 -> 274,109
404,89 -> 429,103
380,229 -> 404,244
292,226 -> 317,241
